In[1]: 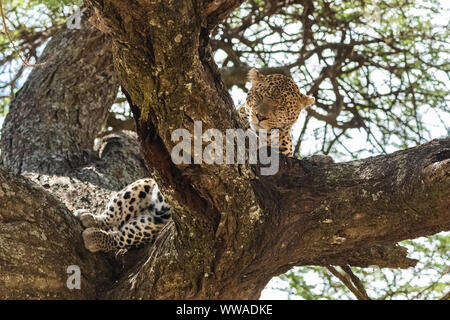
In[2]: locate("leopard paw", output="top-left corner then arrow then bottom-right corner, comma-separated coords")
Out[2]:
82,228 -> 113,253
74,210 -> 97,228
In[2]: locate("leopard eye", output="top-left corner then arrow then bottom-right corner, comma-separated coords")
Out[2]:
255,114 -> 268,121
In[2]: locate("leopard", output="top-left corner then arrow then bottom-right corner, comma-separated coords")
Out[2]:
238,68 -> 315,156
75,178 -> 171,252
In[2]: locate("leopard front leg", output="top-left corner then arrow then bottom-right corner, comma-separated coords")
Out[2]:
82,220 -> 161,252
265,127 -> 293,156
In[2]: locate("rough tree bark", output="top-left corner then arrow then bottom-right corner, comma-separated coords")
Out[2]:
83,0 -> 449,299
0,1 -> 448,300
0,13 -> 118,175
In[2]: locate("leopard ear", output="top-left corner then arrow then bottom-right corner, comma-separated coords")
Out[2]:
298,94 -> 315,110
248,68 -> 266,85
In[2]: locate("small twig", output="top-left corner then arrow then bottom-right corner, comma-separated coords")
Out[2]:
114,97 -> 128,104
293,113 -> 310,157
341,265 -> 371,300
326,265 -> 370,300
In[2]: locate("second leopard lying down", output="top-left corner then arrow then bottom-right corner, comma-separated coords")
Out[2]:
76,178 -> 171,252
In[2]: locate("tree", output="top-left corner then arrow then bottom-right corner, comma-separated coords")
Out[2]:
0,0 -> 448,299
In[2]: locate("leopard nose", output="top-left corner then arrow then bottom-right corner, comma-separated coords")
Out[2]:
256,114 -> 268,122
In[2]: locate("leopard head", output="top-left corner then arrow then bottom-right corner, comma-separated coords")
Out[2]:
246,68 -> 314,132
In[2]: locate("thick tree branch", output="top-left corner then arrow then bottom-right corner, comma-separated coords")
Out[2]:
105,138 -> 449,299
0,167 -> 113,299
256,138 -> 449,273
0,13 -> 117,174
203,0 -> 245,29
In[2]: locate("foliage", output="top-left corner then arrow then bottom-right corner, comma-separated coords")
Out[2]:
214,0 -> 450,159
0,0 -> 79,115
3,0 -> 81,10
